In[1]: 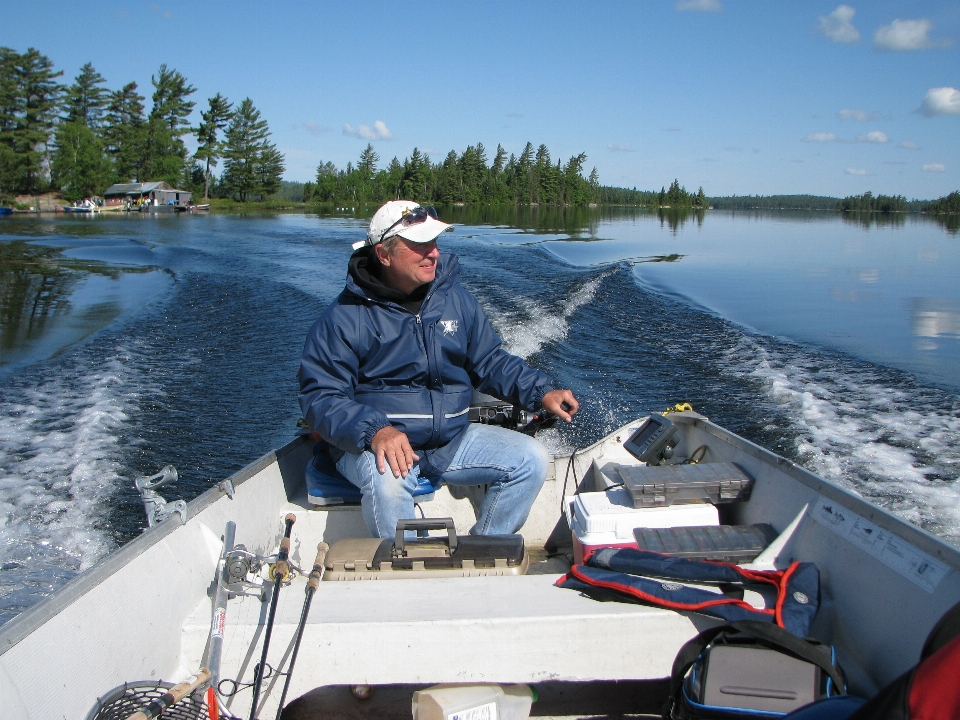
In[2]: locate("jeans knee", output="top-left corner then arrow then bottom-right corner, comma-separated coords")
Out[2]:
514,437 -> 550,489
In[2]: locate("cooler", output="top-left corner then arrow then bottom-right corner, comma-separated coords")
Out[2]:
566,488 -> 720,564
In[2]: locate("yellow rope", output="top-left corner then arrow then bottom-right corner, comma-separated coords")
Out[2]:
663,402 -> 695,414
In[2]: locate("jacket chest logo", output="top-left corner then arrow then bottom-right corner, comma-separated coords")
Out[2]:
439,319 -> 459,336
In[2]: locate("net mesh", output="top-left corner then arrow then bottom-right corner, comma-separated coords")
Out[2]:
88,681 -> 209,720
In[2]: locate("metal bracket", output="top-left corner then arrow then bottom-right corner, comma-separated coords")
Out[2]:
219,479 -> 236,499
134,465 -> 188,527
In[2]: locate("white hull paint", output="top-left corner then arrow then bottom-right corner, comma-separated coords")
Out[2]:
2,412 -> 959,719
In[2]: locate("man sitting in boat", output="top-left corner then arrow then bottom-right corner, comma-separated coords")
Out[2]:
299,200 -> 579,538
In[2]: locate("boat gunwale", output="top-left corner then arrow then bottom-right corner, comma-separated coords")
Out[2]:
688,415 -> 960,567
0,435 -> 311,657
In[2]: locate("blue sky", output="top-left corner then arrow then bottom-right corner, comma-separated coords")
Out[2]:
3,1 -> 958,199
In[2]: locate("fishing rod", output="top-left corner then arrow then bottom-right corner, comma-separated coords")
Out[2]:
274,542 -> 330,720
124,668 -> 211,720
249,513 -> 296,720
202,521 -> 236,720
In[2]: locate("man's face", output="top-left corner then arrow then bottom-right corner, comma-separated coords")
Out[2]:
377,237 -> 440,294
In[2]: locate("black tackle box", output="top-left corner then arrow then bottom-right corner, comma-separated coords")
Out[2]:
617,462 -> 754,508
633,523 -> 778,563
323,517 -> 529,580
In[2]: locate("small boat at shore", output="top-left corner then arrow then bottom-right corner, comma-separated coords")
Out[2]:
1,406 -> 957,719
0,207 -> 12,216
62,203 -> 100,214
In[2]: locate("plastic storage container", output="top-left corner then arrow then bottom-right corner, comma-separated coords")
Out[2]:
617,462 -> 754,508
567,488 -> 719,564
632,523 -> 777,562
412,683 -> 536,720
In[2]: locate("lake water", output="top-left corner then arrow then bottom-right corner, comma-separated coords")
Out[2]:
1,208 -> 958,626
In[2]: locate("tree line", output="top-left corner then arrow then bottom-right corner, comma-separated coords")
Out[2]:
305,142 -> 601,206
600,179 -> 708,208
0,47 -> 285,203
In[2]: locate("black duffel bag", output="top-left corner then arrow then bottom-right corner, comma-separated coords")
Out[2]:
664,620 -> 848,720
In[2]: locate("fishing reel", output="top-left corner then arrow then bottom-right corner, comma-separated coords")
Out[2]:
221,546 -> 297,600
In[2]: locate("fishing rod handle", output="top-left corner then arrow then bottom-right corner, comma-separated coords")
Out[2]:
273,514 -> 297,580
308,543 -> 330,591
125,668 -> 211,720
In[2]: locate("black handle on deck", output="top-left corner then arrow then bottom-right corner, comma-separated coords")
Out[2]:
395,517 -> 458,554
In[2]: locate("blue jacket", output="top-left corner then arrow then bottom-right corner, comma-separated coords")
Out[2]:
298,252 -> 555,473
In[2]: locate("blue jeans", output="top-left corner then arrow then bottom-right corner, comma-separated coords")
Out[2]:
336,423 -> 550,539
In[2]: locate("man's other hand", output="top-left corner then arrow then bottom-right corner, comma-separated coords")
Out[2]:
371,426 -> 420,477
542,389 -> 580,423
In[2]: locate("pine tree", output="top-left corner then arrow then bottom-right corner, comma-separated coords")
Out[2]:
150,64 -> 196,133
0,48 -> 63,194
102,82 -> 146,182
193,93 -> 233,199
221,97 -> 284,201
145,65 -> 196,185
62,62 -> 108,129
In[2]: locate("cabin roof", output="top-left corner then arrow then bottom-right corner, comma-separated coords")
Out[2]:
103,182 -> 183,196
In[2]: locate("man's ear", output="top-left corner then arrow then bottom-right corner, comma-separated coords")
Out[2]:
374,243 -> 391,266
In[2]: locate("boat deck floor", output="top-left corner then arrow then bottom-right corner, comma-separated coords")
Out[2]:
281,680 -> 669,719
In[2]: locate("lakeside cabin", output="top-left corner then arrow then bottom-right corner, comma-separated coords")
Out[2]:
103,182 -> 192,209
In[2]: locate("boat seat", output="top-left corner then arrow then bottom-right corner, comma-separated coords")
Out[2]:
181,571 -> 718,706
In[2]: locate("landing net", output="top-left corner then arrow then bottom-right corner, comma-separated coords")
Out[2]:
88,681 -> 208,720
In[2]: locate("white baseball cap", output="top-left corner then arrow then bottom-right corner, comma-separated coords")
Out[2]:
352,200 -> 453,250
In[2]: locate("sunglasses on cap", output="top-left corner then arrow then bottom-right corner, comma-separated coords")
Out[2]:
379,205 -> 439,243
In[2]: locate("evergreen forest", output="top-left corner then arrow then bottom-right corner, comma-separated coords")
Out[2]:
0,47 -> 284,202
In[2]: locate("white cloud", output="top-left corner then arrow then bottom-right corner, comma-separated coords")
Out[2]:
803,132 -> 837,142
818,6 -> 860,44
918,87 -> 960,117
676,0 -> 722,12
898,141 -> 919,149
343,120 -> 393,140
845,168 -> 869,175
873,19 -> 948,51
838,109 -> 880,121
607,144 -> 635,153
302,122 -> 330,136
922,163 -> 946,172
857,131 -> 889,143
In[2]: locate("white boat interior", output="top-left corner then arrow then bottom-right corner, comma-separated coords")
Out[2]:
2,410 -> 959,719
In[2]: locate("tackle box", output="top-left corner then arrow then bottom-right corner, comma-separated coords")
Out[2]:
323,518 -> 529,580
633,523 -> 778,563
567,488 -> 720,564
616,462 -> 754,508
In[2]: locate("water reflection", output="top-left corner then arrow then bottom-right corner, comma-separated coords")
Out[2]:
839,212 -> 907,229
657,207 -> 705,234
909,298 -> 960,339
0,241 -> 164,369
0,242 -> 88,352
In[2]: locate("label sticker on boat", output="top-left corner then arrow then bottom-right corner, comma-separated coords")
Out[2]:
812,496 -> 949,593
447,701 -> 497,720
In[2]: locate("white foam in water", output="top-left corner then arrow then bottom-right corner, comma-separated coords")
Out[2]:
0,346 -> 143,620
726,335 -> 960,545
487,272 -> 610,359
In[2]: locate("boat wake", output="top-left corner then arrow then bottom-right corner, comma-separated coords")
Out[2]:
0,343 -> 147,624
484,271 -> 612,359
725,334 -> 960,545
